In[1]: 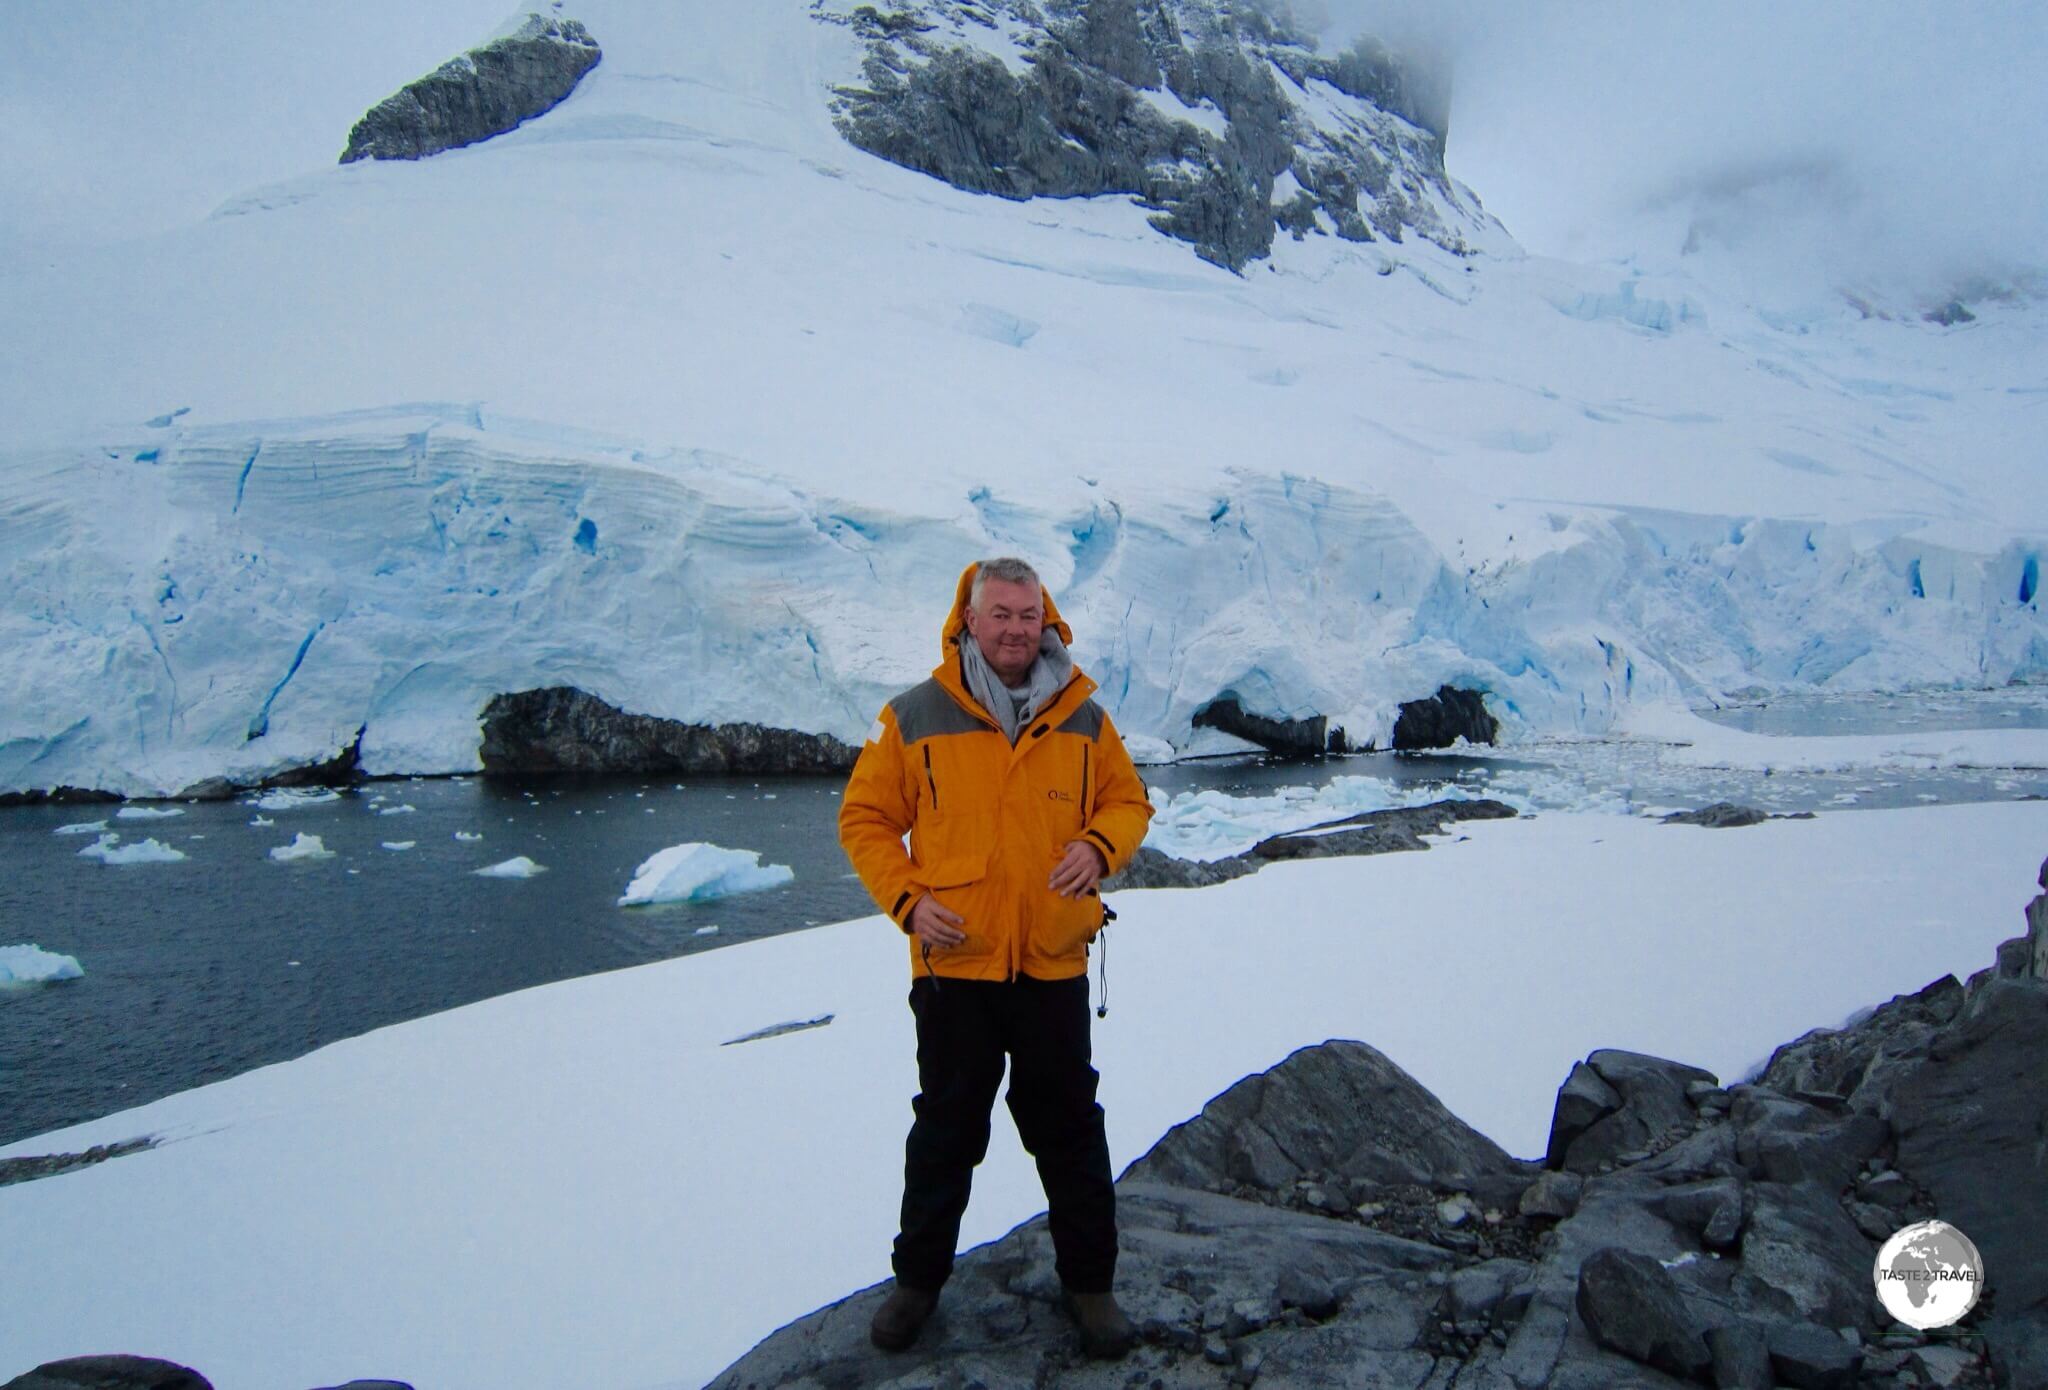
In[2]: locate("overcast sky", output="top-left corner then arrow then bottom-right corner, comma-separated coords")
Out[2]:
3,2 -> 2044,303
1317,0 -> 2048,299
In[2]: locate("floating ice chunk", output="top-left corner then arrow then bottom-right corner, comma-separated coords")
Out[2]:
116,806 -> 185,820
1121,734 -> 1176,765
270,833 -> 334,862
378,805 -> 416,816
618,842 -> 793,906
78,833 -> 187,864
454,831 -> 483,842
382,841 -> 417,851
694,924 -> 720,936
475,856 -> 546,879
249,788 -> 342,811
0,944 -> 84,986
53,820 -> 108,835
249,815 -> 276,827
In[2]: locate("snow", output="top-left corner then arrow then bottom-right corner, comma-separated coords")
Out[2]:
76,834 -> 187,865
1133,85 -> 1231,140
3,802 -> 2043,1389
617,842 -> 795,906
0,4 -> 2040,800
0,944 -> 84,987
474,855 -> 545,878
268,833 -> 333,862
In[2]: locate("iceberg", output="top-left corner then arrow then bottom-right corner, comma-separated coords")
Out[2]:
269,832 -> 334,862
77,834 -> 187,865
618,843 -> 794,906
475,856 -> 546,878
249,788 -> 343,812
114,806 -> 185,820
0,944 -> 85,986
53,820 -> 108,835
382,840 -> 417,851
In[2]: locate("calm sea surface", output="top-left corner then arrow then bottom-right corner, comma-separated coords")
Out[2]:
3,685 -> 2043,1148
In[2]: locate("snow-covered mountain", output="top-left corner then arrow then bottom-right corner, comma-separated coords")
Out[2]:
2,1 -> 2043,800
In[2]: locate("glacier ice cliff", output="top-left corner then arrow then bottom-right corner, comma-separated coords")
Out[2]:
2,406 -> 2041,799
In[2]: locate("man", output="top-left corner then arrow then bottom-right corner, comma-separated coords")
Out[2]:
839,557 -> 1155,1359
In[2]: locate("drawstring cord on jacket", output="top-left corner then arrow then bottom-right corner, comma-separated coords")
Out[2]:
921,940 -> 941,992
1095,904 -> 1117,1018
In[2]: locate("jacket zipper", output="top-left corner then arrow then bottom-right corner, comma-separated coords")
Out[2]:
923,743 -> 939,810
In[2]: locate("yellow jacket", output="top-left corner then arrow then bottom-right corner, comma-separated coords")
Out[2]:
839,563 -> 1155,981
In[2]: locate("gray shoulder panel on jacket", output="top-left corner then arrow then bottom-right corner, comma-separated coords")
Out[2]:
891,679 -> 987,745
1055,699 -> 1105,739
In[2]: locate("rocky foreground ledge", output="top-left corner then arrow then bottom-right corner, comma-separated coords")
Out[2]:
710,860 -> 2048,1390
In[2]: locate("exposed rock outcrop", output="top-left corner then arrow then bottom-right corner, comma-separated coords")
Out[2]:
1392,684 -> 1499,750
478,686 -> 859,775
0,785 -> 121,808
1104,798 -> 1517,889
0,1359 -> 212,1390
1191,693 -> 1342,755
711,855 -> 2048,1389
0,1359 -> 412,1390
819,0 -> 1497,271
340,13 -> 600,163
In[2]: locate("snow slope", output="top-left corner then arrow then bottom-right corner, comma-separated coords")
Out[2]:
2,2 -> 2044,797
3,802 -> 2042,1388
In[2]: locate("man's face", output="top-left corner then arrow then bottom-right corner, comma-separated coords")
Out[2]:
964,576 -> 1045,687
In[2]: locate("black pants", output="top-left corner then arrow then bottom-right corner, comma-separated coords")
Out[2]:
892,972 -> 1117,1294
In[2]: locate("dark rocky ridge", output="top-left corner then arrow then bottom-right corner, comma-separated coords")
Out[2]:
339,13 -> 600,163
478,686 -> 860,774
710,856 -> 2048,1388
820,0 -> 1492,271
0,1363 -> 409,1390
1106,797 -> 1517,889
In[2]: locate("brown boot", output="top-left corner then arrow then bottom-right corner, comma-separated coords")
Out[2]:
869,1283 -> 940,1351
1063,1289 -> 1137,1360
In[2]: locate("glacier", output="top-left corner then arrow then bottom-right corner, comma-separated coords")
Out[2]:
1,1 -> 2043,801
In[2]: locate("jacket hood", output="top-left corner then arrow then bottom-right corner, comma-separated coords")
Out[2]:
941,561 -> 1073,657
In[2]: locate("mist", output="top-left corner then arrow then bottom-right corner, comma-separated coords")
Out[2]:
1317,0 -> 2048,303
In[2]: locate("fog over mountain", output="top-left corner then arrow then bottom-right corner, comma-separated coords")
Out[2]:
1317,0 -> 2048,304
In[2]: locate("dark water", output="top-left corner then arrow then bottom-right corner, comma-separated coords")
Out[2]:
1695,684 -> 2048,737
0,775 -> 872,1147
4,684 -> 2044,1148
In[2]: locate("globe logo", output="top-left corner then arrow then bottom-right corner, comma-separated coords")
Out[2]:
1874,1220 -> 1984,1330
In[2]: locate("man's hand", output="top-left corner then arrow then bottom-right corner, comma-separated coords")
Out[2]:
909,893 -> 967,949
1049,840 -> 1107,898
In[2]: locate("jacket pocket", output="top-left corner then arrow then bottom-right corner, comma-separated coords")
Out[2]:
920,850 -> 998,960
1035,882 -> 1105,963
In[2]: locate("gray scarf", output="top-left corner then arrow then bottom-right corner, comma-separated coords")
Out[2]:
958,626 -> 1073,743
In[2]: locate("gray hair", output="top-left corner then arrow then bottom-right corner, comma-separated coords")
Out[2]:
969,556 -> 1042,609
